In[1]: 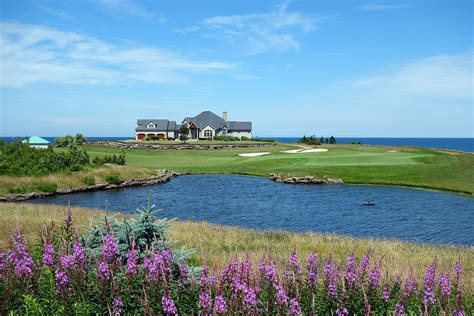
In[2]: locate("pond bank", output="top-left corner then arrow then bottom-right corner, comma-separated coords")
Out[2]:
0,169 -> 178,202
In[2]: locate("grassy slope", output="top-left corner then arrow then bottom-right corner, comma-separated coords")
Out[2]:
1,203 -> 472,289
0,165 -> 157,196
84,143 -> 474,194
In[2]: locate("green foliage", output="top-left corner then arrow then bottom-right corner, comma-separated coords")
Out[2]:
0,141 -> 90,176
36,182 -> 58,193
82,194 -> 194,263
8,184 -> 29,194
82,176 -> 96,186
298,135 -> 321,145
179,125 -> 189,142
251,137 -> 275,142
55,134 -> 88,147
92,149 -> 126,166
329,136 -> 337,144
105,173 -> 123,185
212,135 -> 242,141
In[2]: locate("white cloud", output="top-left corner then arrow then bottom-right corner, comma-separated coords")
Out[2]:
180,3 -> 326,55
354,52 -> 473,101
0,22 -> 234,87
96,0 -> 166,22
358,3 -> 411,12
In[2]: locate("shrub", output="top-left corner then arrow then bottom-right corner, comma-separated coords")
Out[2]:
105,174 -> 122,185
299,135 -> 321,145
55,134 -> 87,147
36,182 -> 58,193
82,176 -> 96,186
92,150 -> 126,166
251,137 -> 275,142
240,136 -> 250,141
8,184 -> 29,194
0,142 -> 89,176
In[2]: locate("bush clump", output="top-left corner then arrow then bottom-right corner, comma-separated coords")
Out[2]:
92,150 -> 126,166
82,176 -> 96,186
55,133 -> 87,147
8,184 -> 29,194
105,174 -> 123,185
36,182 -> 58,193
0,142 -> 90,176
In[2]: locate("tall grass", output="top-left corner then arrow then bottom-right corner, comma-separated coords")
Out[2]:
0,203 -> 472,293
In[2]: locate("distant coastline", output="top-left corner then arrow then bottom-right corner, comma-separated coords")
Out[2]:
1,136 -> 473,152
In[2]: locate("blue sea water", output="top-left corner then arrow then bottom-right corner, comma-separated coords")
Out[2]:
2,136 -> 473,152
27,174 -> 474,245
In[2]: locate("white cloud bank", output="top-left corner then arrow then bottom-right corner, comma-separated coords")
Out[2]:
354,52 -> 473,101
0,22 -> 233,87
177,3 -> 325,55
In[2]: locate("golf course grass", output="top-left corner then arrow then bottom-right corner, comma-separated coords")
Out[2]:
82,143 -> 474,195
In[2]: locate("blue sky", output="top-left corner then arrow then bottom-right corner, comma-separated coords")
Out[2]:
0,0 -> 472,137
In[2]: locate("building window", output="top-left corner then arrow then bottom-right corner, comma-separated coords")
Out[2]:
147,122 -> 155,128
203,130 -> 213,138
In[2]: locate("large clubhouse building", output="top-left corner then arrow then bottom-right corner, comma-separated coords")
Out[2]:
135,111 -> 252,141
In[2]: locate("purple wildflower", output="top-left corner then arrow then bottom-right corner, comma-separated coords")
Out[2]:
222,259 -> 238,282
289,250 -> 301,274
307,252 -> 318,287
439,272 -> 451,298
54,269 -> 69,290
336,306 -> 348,316
59,255 -> 75,270
423,264 -> 436,306
454,309 -> 465,316
359,254 -> 370,276
324,260 -> 339,298
42,243 -> 54,267
290,298 -> 302,315
382,286 -> 390,302
402,276 -> 417,297
12,232 -> 35,278
0,252 -> 4,274
243,286 -> 258,308
259,260 -> 277,284
200,266 -> 209,288
126,248 -> 137,275
179,263 -> 189,286
214,295 -> 227,314
395,303 -> 406,316
98,260 -> 111,281
162,295 -> 178,315
112,296 -> 122,316
274,284 -> 289,307
101,234 -> 119,263
199,291 -> 212,312
368,263 -> 381,290
73,240 -> 86,268
344,255 -> 357,287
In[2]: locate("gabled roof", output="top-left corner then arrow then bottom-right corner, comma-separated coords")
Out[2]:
22,136 -> 50,144
228,121 -> 252,131
136,119 -> 178,131
184,111 -> 226,130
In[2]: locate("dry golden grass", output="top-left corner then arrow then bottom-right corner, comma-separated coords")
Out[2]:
0,165 -> 156,195
0,203 -> 472,291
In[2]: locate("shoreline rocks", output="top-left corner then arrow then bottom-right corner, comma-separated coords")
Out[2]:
269,173 -> 344,185
87,141 -> 276,150
0,169 -> 178,202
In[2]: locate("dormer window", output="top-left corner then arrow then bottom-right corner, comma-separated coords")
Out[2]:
147,122 -> 156,128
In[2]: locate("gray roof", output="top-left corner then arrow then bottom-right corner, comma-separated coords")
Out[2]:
228,121 -> 252,132
184,111 -> 227,130
136,119 -> 178,131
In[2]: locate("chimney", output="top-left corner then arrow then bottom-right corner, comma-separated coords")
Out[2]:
223,111 -> 228,122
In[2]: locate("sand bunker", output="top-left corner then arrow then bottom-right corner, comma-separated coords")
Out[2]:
300,148 -> 328,153
387,150 -> 397,153
281,148 -> 328,154
281,149 -> 303,153
238,152 -> 270,157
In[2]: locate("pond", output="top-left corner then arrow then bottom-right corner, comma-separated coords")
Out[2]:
27,175 -> 474,246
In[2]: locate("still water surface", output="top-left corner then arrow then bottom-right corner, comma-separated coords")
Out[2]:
27,175 -> 474,245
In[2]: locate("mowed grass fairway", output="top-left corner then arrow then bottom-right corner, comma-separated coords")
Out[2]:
83,143 -> 474,194
1,203 -> 472,292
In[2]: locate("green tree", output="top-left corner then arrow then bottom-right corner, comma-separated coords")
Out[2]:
179,125 -> 189,142
329,136 -> 337,144
75,133 -> 87,145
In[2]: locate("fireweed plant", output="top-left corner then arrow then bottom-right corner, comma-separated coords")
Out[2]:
0,203 -> 469,314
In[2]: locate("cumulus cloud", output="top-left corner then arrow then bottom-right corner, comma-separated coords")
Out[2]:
0,22 -> 234,87
177,3 -> 326,55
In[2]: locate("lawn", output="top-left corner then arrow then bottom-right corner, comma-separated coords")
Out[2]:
82,143 -> 474,195
1,202 -> 472,290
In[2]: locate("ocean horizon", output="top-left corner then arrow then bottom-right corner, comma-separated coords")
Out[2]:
2,136 -> 473,152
